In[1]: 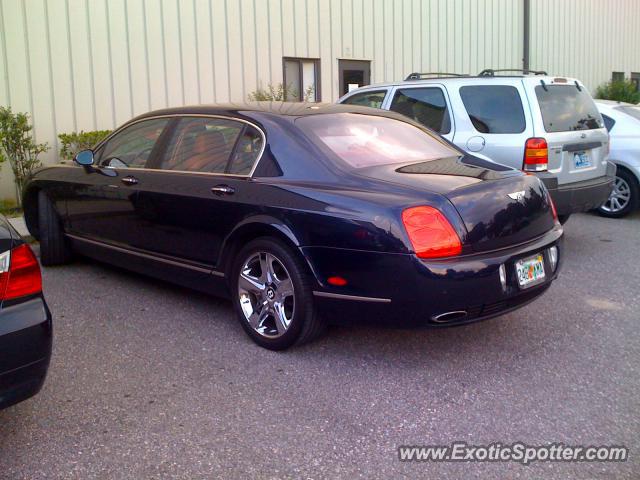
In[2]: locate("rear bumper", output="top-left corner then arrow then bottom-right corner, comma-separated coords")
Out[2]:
0,296 -> 52,410
538,162 -> 616,215
302,226 -> 563,328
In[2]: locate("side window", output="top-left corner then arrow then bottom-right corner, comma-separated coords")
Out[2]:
97,119 -> 169,168
459,85 -> 526,134
342,90 -> 387,109
389,87 -> 451,134
159,117 -> 243,173
602,114 -> 616,132
228,126 -> 264,175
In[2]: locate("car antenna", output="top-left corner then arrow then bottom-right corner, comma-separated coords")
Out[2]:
540,79 -> 548,91
574,81 -> 582,92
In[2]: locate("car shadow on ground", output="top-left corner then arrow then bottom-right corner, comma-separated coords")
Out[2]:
51,254 -> 552,374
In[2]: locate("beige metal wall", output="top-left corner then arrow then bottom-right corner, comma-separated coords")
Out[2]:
0,0 -> 638,200
0,0 -> 524,199
529,0 -> 640,90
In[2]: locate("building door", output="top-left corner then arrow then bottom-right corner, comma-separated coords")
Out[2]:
338,60 -> 371,97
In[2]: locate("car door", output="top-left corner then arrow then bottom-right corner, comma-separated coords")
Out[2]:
65,118 -> 172,248
387,84 -> 454,141
132,115 -> 265,270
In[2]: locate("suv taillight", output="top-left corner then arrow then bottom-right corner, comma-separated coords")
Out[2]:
523,137 -> 548,172
0,244 -> 42,301
402,206 -> 462,259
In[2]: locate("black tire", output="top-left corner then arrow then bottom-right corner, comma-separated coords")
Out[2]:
597,168 -> 639,218
38,191 -> 72,266
558,214 -> 571,225
230,237 -> 325,350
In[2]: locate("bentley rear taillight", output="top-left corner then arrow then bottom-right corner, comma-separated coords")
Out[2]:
402,206 -> 462,259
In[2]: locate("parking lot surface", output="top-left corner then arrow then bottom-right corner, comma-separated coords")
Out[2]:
0,212 -> 638,479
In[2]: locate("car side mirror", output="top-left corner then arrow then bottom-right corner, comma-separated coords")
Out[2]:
74,150 -> 94,166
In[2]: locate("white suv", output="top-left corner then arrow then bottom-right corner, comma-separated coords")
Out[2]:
338,70 -> 616,223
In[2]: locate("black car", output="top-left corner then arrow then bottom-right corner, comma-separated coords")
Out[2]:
0,215 -> 51,409
23,103 -> 562,350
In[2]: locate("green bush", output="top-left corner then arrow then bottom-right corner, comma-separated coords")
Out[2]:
58,129 -> 111,161
595,79 -> 640,104
0,106 -> 49,204
247,83 -> 316,102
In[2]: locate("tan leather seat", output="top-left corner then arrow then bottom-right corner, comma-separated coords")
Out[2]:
169,127 -> 232,173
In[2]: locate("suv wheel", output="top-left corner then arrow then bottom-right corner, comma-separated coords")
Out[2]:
597,168 -> 639,218
231,237 -> 325,350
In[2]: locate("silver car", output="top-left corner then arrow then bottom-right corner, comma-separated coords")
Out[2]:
338,70 -> 616,223
596,100 -> 640,217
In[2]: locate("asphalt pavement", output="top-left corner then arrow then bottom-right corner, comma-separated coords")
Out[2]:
0,212 -> 639,479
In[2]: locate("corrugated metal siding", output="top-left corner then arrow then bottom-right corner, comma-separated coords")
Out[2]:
0,0 -> 637,199
529,0 -> 640,92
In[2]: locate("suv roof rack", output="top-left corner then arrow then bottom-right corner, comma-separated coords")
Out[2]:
405,72 -> 469,80
478,68 -> 548,77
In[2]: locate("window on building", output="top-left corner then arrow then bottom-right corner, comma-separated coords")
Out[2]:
459,85 -> 526,134
342,90 -> 388,109
612,72 -> 625,82
390,87 -> 451,134
283,58 -> 320,102
631,73 -> 640,91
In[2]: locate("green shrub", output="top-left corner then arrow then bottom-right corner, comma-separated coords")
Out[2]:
58,129 -> 111,161
595,79 -> 640,104
247,83 -> 316,102
0,106 -> 49,204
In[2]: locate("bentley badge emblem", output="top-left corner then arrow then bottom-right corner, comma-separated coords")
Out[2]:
508,191 -> 526,201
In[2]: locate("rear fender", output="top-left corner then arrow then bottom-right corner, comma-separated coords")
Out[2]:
219,216 -> 323,286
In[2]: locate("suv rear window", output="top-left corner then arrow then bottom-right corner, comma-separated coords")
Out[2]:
459,85 -> 526,134
535,85 -> 603,132
298,113 -> 459,169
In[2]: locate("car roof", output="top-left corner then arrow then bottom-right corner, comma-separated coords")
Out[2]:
132,102 -> 382,122
346,74 -> 582,91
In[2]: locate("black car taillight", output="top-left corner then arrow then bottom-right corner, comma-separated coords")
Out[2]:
0,244 -> 42,301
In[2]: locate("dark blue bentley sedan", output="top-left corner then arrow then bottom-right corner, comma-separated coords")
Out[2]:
22,103 -> 562,350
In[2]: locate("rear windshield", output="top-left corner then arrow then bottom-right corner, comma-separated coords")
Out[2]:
535,85 -> 604,132
297,113 -> 460,169
616,106 -> 640,122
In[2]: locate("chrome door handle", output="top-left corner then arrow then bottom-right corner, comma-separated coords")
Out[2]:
121,176 -> 139,185
211,185 -> 235,195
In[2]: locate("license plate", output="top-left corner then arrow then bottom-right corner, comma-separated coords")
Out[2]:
515,253 -> 546,288
573,152 -> 591,169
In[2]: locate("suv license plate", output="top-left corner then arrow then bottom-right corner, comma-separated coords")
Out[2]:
515,253 -> 546,289
574,152 -> 591,169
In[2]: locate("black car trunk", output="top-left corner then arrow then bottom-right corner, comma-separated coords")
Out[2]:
357,156 -> 556,253
444,174 -> 556,252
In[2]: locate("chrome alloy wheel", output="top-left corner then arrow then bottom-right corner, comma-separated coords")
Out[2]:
601,176 -> 631,213
237,251 -> 295,338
